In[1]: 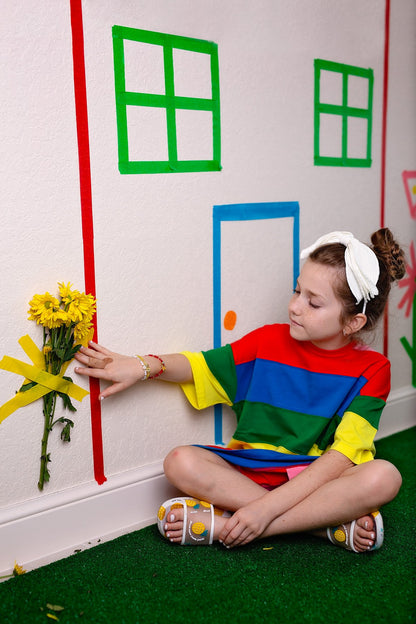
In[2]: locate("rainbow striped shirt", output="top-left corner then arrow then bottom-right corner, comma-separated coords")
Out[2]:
180,324 -> 390,464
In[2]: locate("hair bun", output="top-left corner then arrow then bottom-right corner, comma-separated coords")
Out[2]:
371,228 -> 406,282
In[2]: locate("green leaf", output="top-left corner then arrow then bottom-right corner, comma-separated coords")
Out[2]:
58,390 -> 77,413
18,381 -> 37,393
46,604 -> 65,612
55,347 -> 66,360
70,344 -> 82,357
60,419 -> 74,442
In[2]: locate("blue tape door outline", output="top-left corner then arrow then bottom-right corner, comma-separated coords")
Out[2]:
212,202 -> 300,444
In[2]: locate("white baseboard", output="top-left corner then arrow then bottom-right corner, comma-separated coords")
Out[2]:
1,386 -> 415,578
376,385 -> 416,440
0,461 -> 179,578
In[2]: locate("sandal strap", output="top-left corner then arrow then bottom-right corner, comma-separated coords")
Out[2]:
327,520 -> 358,552
183,499 -> 214,545
328,511 -> 384,553
157,497 -> 215,546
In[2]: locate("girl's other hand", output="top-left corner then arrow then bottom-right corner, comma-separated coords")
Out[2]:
219,499 -> 273,548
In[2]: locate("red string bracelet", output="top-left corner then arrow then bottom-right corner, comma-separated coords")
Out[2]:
146,354 -> 167,380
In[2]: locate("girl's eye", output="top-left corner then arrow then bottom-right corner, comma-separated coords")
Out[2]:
293,288 -> 300,295
309,301 -> 320,309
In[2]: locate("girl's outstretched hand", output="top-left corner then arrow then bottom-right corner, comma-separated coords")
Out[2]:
74,341 -> 143,400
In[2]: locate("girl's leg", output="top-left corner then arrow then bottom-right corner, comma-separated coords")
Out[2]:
255,458 -> 401,549
163,445 -> 266,509
162,445 -> 266,543
162,445 -> 401,551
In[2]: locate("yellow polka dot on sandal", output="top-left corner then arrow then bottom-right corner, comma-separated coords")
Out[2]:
191,522 -> 206,535
185,499 -> 197,507
334,528 -> 346,543
200,500 -> 211,508
157,506 -> 166,521
171,503 -> 183,510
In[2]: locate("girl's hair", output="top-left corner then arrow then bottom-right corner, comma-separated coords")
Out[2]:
308,228 -> 406,332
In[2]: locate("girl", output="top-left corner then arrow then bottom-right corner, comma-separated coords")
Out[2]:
75,228 -> 406,553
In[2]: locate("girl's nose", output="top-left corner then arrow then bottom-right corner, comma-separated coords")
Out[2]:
289,293 -> 301,315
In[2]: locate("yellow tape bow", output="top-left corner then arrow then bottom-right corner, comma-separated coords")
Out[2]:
0,335 -> 89,424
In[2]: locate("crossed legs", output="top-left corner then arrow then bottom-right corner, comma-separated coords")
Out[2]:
162,445 -> 402,552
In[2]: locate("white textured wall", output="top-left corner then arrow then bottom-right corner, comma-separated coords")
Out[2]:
0,0 -> 415,515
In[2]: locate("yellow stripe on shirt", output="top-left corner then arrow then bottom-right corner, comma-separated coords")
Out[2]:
179,351 -> 233,410
329,410 -> 377,464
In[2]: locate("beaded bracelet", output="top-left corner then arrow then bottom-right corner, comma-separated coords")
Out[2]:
146,354 -> 167,380
135,355 -> 150,381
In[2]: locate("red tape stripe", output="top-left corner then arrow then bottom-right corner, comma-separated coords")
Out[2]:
70,0 -> 106,485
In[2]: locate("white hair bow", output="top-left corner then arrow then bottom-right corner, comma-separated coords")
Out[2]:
300,231 -> 380,313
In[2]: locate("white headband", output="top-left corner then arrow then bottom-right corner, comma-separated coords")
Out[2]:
300,231 -> 380,314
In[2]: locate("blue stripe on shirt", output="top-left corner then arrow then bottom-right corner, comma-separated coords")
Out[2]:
234,359 -> 367,419
195,445 -> 318,468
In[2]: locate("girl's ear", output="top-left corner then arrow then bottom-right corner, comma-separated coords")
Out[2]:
344,313 -> 367,336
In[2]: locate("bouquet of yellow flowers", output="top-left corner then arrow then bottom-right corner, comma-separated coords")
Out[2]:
26,282 -> 96,490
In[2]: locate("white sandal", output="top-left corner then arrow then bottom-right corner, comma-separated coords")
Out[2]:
157,497 -> 230,545
327,511 -> 384,552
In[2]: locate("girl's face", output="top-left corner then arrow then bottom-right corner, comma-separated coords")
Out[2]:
288,259 -> 350,350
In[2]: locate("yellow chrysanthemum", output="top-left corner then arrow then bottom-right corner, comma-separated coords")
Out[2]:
74,319 -> 94,345
43,309 -> 70,330
58,281 -> 78,305
66,292 -> 96,324
28,293 -> 68,329
28,293 -> 58,321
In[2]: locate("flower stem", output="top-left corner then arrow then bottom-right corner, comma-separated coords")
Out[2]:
38,391 -> 57,491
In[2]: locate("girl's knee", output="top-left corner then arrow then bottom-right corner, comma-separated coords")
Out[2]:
163,445 -> 197,480
370,459 -> 402,501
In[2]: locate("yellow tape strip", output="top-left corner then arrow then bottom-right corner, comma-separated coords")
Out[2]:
0,357 -> 88,401
0,384 -> 49,425
18,334 -> 45,370
0,336 -> 89,424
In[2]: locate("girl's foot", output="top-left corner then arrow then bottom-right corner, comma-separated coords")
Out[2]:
327,511 -> 384,552
157,497 -> 231,545
164,506 -> 229,543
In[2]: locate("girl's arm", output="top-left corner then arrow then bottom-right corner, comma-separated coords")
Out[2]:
74,341 -> 192,400
219,449 -> 354,547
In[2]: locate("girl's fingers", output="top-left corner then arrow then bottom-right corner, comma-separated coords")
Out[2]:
77,345 -> 106,358
77,343 -> 112,359
75,347 -> 97,360
74,365 -> 107,379
100,382 -> 128,399
75,349 -> 113,369
85,356 -> 113,369
219,517 -> 241,545
87,341 -> 113,356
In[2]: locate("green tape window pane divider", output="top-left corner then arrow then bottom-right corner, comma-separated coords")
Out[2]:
113,26 -> 221,174
314,59 -> 374,168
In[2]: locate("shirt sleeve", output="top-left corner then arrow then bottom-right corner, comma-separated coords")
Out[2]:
330,359 -> 390,464
179,351 -> 233,410
330,411 -> 377,463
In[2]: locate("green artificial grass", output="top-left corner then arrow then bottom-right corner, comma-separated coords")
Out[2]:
1,428 -> 415,624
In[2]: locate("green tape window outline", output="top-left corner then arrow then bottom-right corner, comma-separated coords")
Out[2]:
112,26 -> 221,174
314,59 -> 374,167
